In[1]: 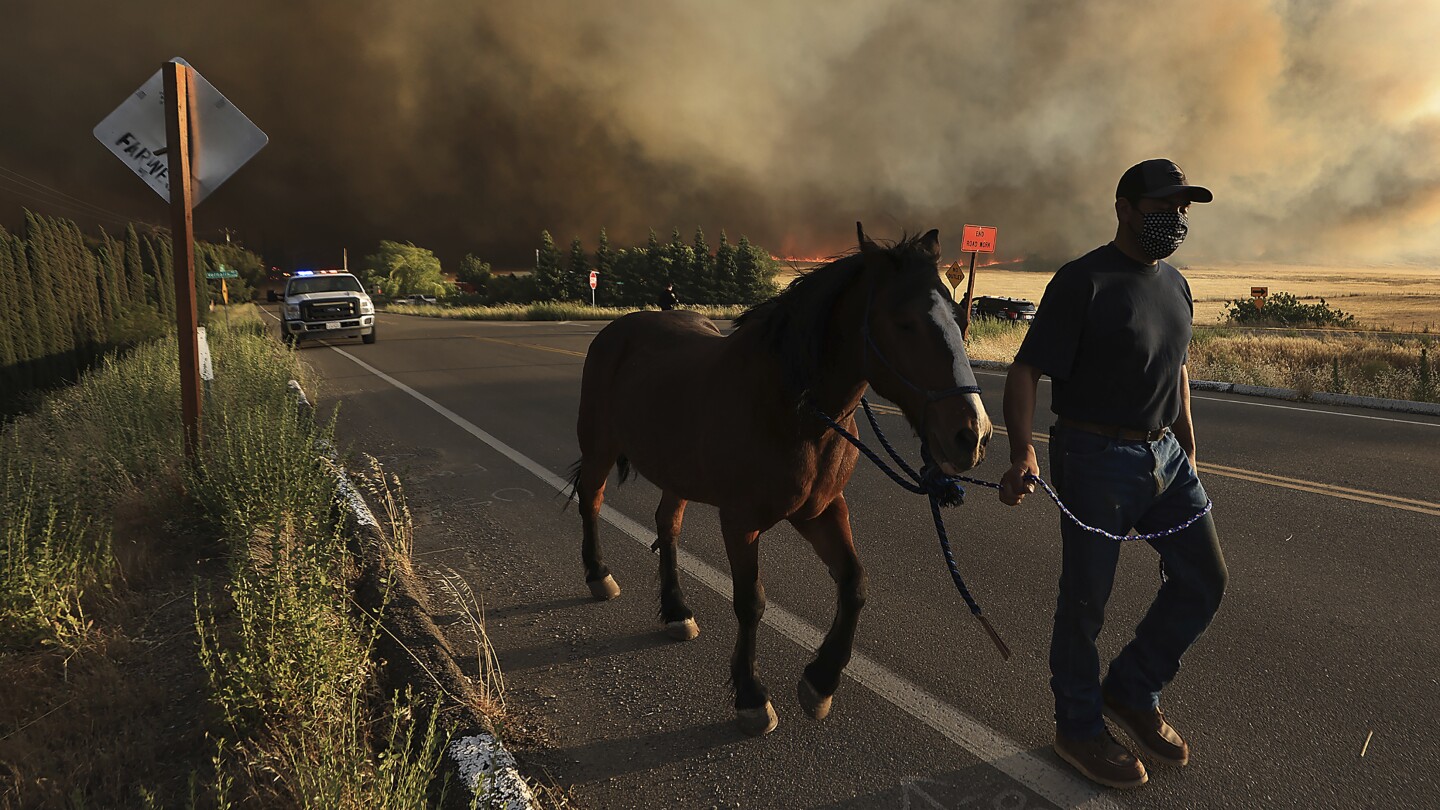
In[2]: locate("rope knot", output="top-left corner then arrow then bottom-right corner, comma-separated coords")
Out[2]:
920,466 -> 966,507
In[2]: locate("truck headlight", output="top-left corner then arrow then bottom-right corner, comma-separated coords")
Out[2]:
284,304 -> 299,318
359,299 -> 374,314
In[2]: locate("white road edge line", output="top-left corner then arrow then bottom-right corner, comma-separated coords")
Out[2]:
328,345 -> 1122,810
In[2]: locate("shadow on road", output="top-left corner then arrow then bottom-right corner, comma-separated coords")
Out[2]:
523,719 -> 748,785
484,628 -> 679,674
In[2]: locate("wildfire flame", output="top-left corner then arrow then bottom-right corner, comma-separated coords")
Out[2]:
771,254 -> 835,264
977,256 -> 1026,268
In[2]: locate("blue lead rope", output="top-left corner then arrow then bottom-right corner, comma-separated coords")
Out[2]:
813,396 -> 1215,661
813,398 -> 1011,659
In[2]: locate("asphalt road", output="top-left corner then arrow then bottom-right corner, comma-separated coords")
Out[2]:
270,308 -> 1439,809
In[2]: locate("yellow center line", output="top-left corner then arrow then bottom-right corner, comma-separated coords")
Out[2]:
863,409 -> 1440,517
469,335 -> 587,359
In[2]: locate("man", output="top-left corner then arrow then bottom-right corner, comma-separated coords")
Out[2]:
657,282 -> 678,311
999,159 -> 1229,789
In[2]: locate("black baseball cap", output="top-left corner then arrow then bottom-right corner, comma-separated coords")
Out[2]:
1116,158 -> 1213,203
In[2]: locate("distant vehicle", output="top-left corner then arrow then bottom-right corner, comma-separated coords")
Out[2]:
404,294 -> 438,305
971,295 -> 1036,323
280,270 -> 376,346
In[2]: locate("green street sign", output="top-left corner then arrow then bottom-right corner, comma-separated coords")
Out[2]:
205,269 -> 238,279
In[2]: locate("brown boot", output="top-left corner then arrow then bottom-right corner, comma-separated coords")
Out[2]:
1054,729 -> 1148,789
1103,694 -> 1190,767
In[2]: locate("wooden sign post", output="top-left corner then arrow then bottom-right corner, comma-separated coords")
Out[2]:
164,60 -> 202,460
96,57 -> 268,461
959,224 -> 998,340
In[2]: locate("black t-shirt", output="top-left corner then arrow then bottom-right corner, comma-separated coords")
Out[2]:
1014,243 -> 1192,430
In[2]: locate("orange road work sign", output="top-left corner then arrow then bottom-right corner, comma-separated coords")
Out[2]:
962,224 -> 997,253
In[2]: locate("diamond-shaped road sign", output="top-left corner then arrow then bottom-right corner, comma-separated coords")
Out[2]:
94,58 -> 267,206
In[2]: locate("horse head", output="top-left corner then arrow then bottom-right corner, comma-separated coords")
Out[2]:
856,224 -> 993,473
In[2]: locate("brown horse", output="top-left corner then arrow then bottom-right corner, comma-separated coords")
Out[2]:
570,226 -> 992,735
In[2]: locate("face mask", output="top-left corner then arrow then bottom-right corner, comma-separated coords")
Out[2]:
1138,210 -> 1188,260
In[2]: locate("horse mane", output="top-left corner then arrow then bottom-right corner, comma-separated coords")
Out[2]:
734,232 -> 932,400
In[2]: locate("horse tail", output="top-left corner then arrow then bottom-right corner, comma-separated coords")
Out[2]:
559,458 -> 583,510
562,454 -> 633,509
561,457 -> 584,509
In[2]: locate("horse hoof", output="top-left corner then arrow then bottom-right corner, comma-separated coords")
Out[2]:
663,617 -> 699,641
735,702 -> 778,736
797,677 -> 832,721
588,575 -> 621,601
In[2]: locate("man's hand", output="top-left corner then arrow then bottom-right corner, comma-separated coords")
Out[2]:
999,447 -> 1039,506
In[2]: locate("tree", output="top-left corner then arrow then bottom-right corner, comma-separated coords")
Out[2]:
594,228 -> 616,306
148,231 -> 176,321
644,229 -> 672,306
568,238 -> 590,301
24,211 -> 67,359
691,226 -> 714,303
359,240 -> 448,298
62,218 -> 104,350
457,254 -> 492,297
8,228 -> 43,364
531,231 -> 568,301
138,233 -> 162,317
605,232 -> 646,307
0,227 -> 17,370
734,235 -> 780,305
714,230 -> 740,304
95,229 -> 124,333
123,224 -> 147,309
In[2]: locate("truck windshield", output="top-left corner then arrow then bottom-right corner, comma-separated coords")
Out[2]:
288,276 -> 363,295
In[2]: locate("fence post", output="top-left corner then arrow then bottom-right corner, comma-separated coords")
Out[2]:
1419,347 -> 1432,402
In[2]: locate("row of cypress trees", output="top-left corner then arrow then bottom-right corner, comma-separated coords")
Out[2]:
0,210 -> 257,415
531,227 -> 781,307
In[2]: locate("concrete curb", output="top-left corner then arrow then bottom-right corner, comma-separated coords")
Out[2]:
288,380 -> 538,810
966,361 -> 1440,417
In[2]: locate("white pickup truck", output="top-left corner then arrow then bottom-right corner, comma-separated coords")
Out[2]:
280,271 -> 376,346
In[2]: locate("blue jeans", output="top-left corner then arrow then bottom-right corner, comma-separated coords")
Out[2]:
1047,424 -> 1228,739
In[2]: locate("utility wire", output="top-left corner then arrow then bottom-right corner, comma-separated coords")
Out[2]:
0,163 -> 142,223
0,163 -> 159,229
0,179 -> 137,230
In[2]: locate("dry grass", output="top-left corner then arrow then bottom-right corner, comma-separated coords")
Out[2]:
963,321 -> 1438,403
1187,329 -> 1436,401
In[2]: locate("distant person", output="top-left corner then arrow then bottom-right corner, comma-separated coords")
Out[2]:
999,159 -> 1228,789
657,283 -> 678,311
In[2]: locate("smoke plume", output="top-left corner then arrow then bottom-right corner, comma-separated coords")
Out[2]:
3,0 -> 1440,268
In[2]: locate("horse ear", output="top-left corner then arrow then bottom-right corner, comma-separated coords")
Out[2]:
856,221 -> 877,253
919,229 -> 941,259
